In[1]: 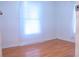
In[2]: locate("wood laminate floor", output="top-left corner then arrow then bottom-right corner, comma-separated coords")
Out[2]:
2,39 -> 75,57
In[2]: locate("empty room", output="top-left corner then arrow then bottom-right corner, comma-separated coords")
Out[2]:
0,1 -> 76,57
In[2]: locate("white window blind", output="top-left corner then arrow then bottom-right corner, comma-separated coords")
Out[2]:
23,2 -> 41,35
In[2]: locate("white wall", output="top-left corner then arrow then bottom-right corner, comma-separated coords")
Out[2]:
19,2 -> 56,46
1,1 -> 56,48
1,2 -> 20,48
0,3 -> 3,57
1,1 -> 75,48
0,19 -> 2,57
0,33 -> 2,56
54,1 -> 75,42
0,2 -> 3,51
75,2 -> 79,56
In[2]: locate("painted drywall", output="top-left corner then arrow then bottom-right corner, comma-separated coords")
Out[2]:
1,2 -> 56,48
0,13 -> 2,55
0,12 -> 1,57
19,2 -> 56,46
1,1 -> 20,48
54,1 -> 75,42
1,1 -> 75,48
75,2 -> 79,57
0,3 -> 4,56
0,33 -> 2,56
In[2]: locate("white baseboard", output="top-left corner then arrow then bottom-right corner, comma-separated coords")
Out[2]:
19,37 -> 56,47
56,37 -> 75,43
2,37 -> 75,49
2,37 -> 56,49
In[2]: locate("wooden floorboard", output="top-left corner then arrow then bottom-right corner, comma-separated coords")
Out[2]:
2,39 -> 75,57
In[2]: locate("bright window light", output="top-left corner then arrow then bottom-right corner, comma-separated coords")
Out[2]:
24,20 -> 41,34
73,5 -> 76,34
23,2 -> 41,35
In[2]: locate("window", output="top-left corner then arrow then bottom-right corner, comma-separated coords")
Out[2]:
73,5 -> 76,34
23,2 -> 41,35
